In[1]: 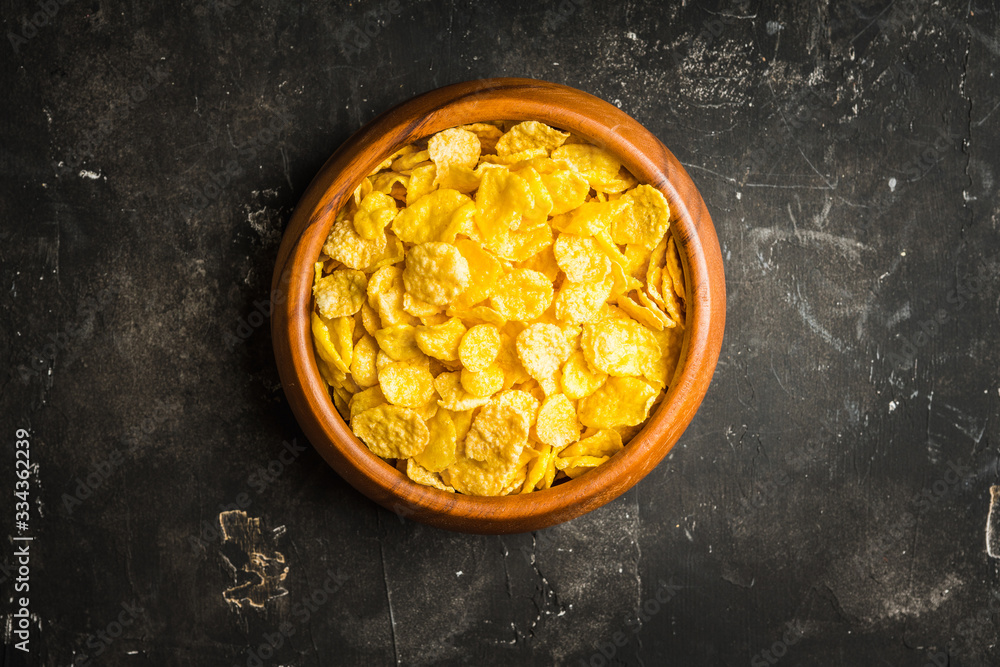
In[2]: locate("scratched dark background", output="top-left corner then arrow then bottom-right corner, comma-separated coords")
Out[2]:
2,0 -> 1000,665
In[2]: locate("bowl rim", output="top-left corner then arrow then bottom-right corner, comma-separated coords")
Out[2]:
271,77 -> 726,534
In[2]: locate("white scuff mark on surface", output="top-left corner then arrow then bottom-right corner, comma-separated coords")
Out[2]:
886,302 -> 911,328
796,298 -> 847,353
749,226 -> 868,262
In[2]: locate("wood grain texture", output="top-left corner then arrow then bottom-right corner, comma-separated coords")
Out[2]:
271,78 -> 726,534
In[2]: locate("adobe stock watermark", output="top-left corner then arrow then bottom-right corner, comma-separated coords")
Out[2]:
197,0 -> 242,17
539,0 -> 589,35
858,122 -> 963,236
17,284 -> 120,382
225,289 -> 286,349
333,0 -> 401,61
230,567 -> 350,667
180,107 -> 293,219
741,85 -> 836,176
869,458 -> 974,557
952,589 -> 1000,657
519,527 -> 559,565
735,418 -> 840,515
834,0 -> 933,36
919,649 -> 951,667
63,59 -> 170,170
887,267 -> 986,371
69,600 -> 145,666
899,126 -> 963,183
61,398 -> 180,514
671,0 -> 751,67
750,620 -> 805,666
7,0 -> 73,54
577,578 -> 682,667
189,438 -> 307,553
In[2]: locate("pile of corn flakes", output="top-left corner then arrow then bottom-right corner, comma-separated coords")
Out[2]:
311,120 -> 686,496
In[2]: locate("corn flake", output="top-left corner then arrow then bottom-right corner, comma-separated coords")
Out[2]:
464,400 -> 530,468
403,163 -> 436,205
460,364 -> 504,397
578,376 -> 659,428
351,334 -> 379,388
495,121 -> 569,156
402,242 -> 470,306
405,458 -> 455,492
392,149 -> 430,173
520,444 -> 553,493
554,234 -> 612,283
490,269 -> 553,321
475,168 -> 550,251
581,318 -> 659,377
413,408 -> 458,472
460,122 -> 504,153
551,198 -> 628,238
374,324 -> 423,361
328,316 -> 354,370
370,146 -> 413,176
446,454 -> 519,497
314,269 -> 367,319
352,404 -> 429,459
516,323 -> 571,382
551,144 -> 622,190
348,385 -> 387,420
554,277 -> 612,324
492,222 -> 553,262
392,189 -> 471,244
402,292 -> 442,318
434,371 -> 491,411
378,361 -> 436,408
617,292 -> 666,331
458,324 -> 501,372
370,171 -> 408,196
536,394 -> 581,449
556,455 -> 609,479
312,312 -> 349,374
612,185 -> 670,249
352,191 -> 398,241
494,389 -> 541,427
414,317 -> 467,361
541,169 -> 590,215
435,165 -> 481,193
367,264 -> 402,306
634,289 -> 675,329
516,244 -> 560,282
428,127 -> 481,170
323,214 -> 388,270
363,233 -> 406,273
452,239 -> 502,307
561,350 -> 607,400
559,428 -> 623,458
360,301 -> 381,336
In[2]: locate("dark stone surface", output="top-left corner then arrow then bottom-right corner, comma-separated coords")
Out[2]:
2,0 -> 999,665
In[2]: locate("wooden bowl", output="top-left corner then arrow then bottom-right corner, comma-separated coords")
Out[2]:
271,78 -> 725,534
